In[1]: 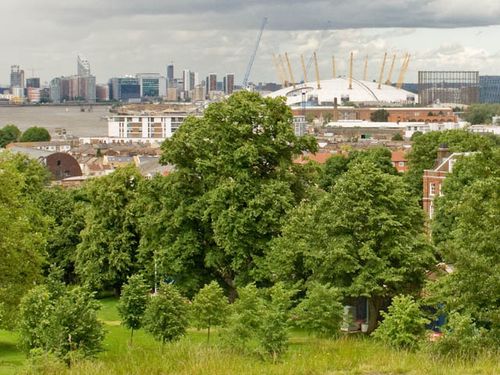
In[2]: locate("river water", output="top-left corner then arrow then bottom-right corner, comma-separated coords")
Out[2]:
0,105 -> 110,137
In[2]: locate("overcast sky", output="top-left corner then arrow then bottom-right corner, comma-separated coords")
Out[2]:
1,0 -> 500,86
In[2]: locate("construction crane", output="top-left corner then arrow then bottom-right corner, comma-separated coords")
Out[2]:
385,54 -> 397,85
242,17 -> 268,88
278,54 -> 290,86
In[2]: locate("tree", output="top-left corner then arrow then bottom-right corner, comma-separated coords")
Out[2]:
191,281 -> 228,343
149,91 -> 317,298
372,295 -> 428,350
0,124 -> 21,147
117,274 -> 150,344
0,152 -> 47,328
370,109 -> 389,122
405,130 -> 495,196
391,132 -> 404,141
75,165 -> 143,292
427,177 -> 500,343
269,160 -> 435,332
18,283 -> 104,364
292,282 -> 343,337
463,103 -> 500,124
143,283 -> 188,345
20,126 -> 51,142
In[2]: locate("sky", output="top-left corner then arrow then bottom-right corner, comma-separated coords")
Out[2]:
1,0 -> 500,86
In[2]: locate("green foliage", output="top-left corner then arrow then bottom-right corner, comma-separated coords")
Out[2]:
256,283 -> 294,361
463,103 -> 500,124
20,126 -> 51,142
372,295 -> 428,350
410,131 -> 423,141
143,283 -> 188,344
370,109 -> 389,122
0,152 -> 47,328
292,282 -> 343,337
191,281 -> 228,343
0,124 -> 21,147
146,91 -> 317,296
431,312 -> 491,359
428,177 -> 499,340
405,130 -> 495,196
18,283 -> 104,363
270,160 -> 434,330
76,165 -> 143,291
117,274 -> 150,343
320,147 -> 397,191
391,132 -> 404,141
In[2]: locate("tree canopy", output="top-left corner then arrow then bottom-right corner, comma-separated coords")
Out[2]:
19,126 -> 51,142
0,124 -> 21,147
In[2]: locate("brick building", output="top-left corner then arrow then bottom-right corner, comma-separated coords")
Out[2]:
391,150 -> 408,173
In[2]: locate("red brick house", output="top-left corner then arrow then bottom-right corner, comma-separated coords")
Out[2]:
391,150 -> 408,173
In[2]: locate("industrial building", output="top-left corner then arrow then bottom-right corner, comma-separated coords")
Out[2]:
418,71 -> 479,105
479,75 -> 500,103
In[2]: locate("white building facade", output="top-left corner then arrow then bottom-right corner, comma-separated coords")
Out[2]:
107,113 -> 189,141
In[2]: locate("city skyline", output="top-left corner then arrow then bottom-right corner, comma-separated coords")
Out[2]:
1,1 -> 500,85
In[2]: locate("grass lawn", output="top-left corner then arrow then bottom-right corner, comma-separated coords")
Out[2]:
1,297 -> 498,375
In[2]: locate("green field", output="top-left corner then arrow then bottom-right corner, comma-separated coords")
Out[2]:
0,298 -> 498,375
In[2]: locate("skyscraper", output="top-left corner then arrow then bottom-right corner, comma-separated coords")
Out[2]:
10,65 -> 24,89
77,55 -> 91,76
182,69 -> 191,97
206,73 -> 217,97
167,64 -> 174,81
224,73 -> 235,95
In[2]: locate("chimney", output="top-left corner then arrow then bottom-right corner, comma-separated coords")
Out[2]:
436,143 -> 450,165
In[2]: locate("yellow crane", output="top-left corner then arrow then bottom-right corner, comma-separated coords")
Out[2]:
363,55 -> 368,81
300,54 -> 309,83
385,54 -> 396,85
314,52 -> 321,89
285,52 -> 296,88
378,52 -> 388,89
396,54 -> 411,89
278,54 -> 290,86
349,52 -> 354,90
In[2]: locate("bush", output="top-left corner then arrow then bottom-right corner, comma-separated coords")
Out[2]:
292,282 -> 343,337
372,295 -> 428,350
143,283 -> 188,344
391,133 -> 404,141
431,312 -> 490,359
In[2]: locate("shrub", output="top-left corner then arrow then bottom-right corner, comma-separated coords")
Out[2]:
292,282 -> 343,337
431,312 -> 490,359
372,295 -> 428,350
20,127 -> 51,142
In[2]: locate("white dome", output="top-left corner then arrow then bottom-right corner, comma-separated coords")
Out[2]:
266,77 -> 417,105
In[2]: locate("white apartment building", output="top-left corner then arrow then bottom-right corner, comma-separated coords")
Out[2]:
107,113 -> 189,141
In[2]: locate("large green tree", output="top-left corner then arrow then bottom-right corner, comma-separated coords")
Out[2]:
269,160 -> 435,331
75,165 -> 143,292
0,124 -> 21,147
0,152 -> 47,328
145,91 -> 317,298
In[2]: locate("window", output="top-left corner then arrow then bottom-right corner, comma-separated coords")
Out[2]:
429,182 -> 436,196
399,161 -> 405,167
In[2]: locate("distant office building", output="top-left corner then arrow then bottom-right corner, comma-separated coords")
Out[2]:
137,73 -> 166,98
96,84 -> 109,101
167,64 -> 174,87
189,71 -> 196,90
182,69 -> 191,94
206,73 -> 217,97
77,55 -> 91,76
223,73 -> 235,95
418,71 -> 479,105
109,77 -> 141,102
479,75 -> 500,103
49,75 -> 96,103
26,77 -> 40,89
10,65 -> 24,89
167,87 -> 178,101
27,87 -> 40,103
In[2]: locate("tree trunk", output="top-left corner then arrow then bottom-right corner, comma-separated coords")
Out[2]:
221,275 -> 238,302
207,320 -> 211,344
367,296 -> 384,333
130,328 -> 134,345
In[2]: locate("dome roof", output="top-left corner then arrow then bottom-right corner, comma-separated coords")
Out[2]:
266,77 -> 417,105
